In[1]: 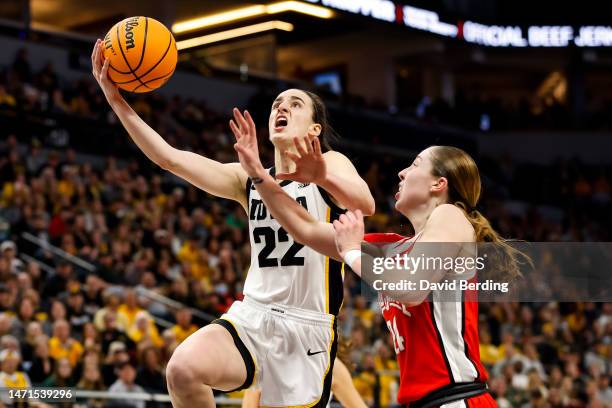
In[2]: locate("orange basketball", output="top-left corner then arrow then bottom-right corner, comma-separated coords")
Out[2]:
103,17 -> 177,93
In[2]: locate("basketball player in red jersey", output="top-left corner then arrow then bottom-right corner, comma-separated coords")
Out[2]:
231,118 -> 524,407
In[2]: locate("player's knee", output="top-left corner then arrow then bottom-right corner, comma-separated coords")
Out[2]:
167,354 -> 201,391
167,347 -> 218,391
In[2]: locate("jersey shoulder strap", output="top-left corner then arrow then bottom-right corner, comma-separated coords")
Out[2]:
364,233 -> 411,244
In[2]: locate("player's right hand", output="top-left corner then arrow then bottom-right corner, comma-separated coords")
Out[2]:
333,210 -> 365,257
230,108 -> 266,178
91,39 -> 120,102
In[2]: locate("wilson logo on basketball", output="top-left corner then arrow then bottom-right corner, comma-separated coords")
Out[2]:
103,33 -> 116,56
124,17 -> 139,50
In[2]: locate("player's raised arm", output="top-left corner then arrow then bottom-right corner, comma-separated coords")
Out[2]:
230,109 -> 340,261
91,39 -> 248,208
276,137 -> 375,215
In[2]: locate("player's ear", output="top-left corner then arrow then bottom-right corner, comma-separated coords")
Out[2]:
308,123 -> 321,138
431,177 -> 448,193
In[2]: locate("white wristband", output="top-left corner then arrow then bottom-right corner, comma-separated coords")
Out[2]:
343,249 -> 361,267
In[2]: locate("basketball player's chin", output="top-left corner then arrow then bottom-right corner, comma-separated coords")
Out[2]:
270,133 -> 292,146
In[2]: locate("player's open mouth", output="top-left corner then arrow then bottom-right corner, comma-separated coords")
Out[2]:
395,183 -> 402,200
274,115 -> 288,131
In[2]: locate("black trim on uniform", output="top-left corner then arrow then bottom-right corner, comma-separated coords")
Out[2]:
408,382 -> 487,408
316,185 -> 345,214
428,295 -> 455,383
270,166 -> 293,187
328,209 -> 344,316
313,319 -> 338,408
211,319 -> 256,392
246,177 -> 253,202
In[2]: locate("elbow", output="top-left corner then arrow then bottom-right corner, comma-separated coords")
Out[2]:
354,197 -> 375,216
363,197 -> 375,216
157,156 -> 177,171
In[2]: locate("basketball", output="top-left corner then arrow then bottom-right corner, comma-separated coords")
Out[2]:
103,16 -> 177,93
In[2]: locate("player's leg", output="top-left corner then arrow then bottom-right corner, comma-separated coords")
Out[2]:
331,358 -> 367,408
166,324 -> 250,408
241,388 -> 262,408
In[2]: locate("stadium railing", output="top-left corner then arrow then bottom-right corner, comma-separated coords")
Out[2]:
19,232 -> 217,325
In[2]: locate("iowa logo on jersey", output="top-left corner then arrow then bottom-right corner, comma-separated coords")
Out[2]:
249,197 -> 308,221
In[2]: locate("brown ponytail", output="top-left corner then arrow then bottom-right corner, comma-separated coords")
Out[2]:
430,146 -> 531,280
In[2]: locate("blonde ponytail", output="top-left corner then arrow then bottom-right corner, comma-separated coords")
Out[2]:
429,145 -> 532,281
455,201 -> 528,280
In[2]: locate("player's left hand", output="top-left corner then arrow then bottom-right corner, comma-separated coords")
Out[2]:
333,210 -> 364,256
230,108 -> 266,178
276,136 -> 327,184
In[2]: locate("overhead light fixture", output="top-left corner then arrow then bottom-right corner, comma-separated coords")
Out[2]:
176,21 -> 294,50
265,1 -> 334,19
172,1 -> 333,34
172,5 -> 267,34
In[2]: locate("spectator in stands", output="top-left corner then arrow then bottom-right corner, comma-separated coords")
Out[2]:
99,311 -> 134,355
108,361 -> 146,408
0,349 -> 30,389
128,311 -> 163,350
1,240 -> 21,272
82,321 -> 100,351
117,288 -> 145,330
101,341 -> 129,387
42,261 -> 73,298
48,319 -> 83,367
42,356 -> 75,387
27,335 -> 52,384
160,329 -> 178,365
136,346 -> 166,393
94,291 -> 129,332
20,321 -> 43,363
42,299 -> 67,335
76,363 -> 106,408
170,307 -> 197,344
65,285 -> 90,336
0,335 -> 19,354
10,297 -> 36,342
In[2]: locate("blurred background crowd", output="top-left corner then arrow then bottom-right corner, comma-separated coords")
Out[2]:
0,47 -> 610,408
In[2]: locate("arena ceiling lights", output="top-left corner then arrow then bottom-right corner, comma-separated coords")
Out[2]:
172,1 -> 333,34
176,21 -> 295,50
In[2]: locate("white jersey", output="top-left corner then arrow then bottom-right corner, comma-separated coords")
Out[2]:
243,167 -> 345,315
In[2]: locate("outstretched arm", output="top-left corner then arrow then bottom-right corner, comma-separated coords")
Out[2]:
230,110 -> 340,260
92,40 -> 248,209
277,137 -> 375,215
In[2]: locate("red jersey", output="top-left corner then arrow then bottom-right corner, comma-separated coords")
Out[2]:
364,233 -> 489,405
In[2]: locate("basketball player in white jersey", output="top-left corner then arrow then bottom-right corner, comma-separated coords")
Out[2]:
92,40 -> 374,408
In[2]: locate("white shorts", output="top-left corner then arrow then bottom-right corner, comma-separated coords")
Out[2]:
213,296 -> 337,407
